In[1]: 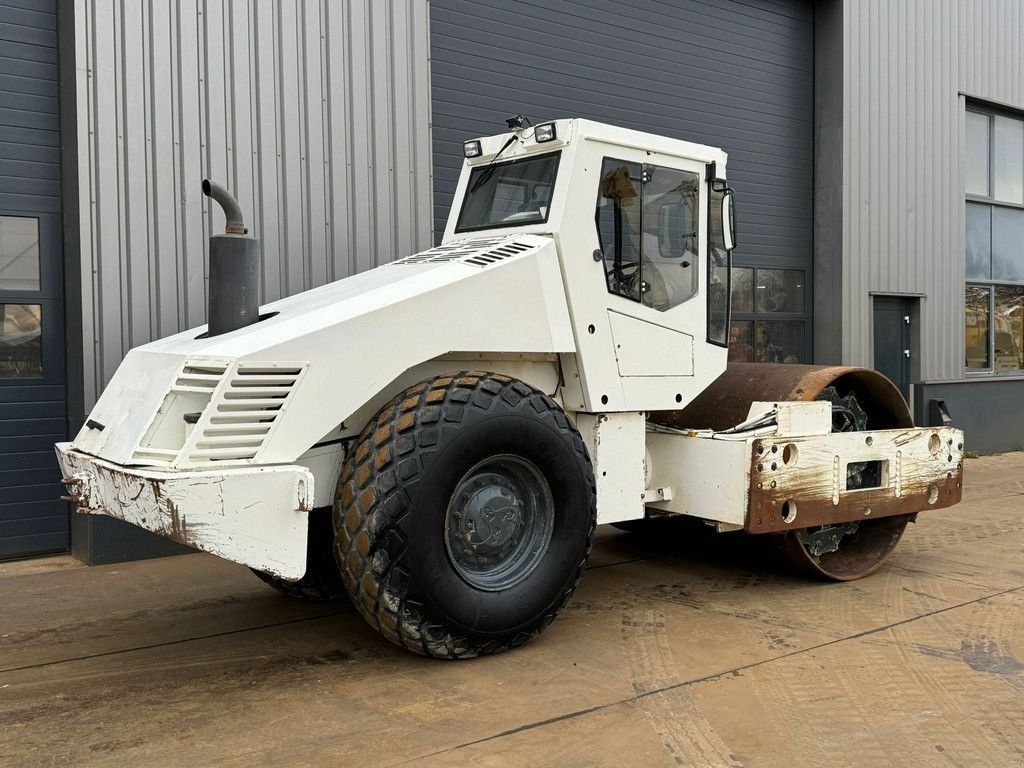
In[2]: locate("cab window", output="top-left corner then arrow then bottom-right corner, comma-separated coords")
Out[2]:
595,158 -> 699,311
456,152 -> 560,232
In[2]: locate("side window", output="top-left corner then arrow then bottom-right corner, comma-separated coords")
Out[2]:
595,159 -> 699,311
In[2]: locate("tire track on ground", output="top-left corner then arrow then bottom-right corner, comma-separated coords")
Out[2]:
401,583 -> 1024,766
890,590 -> 1024,765
621,607 -> 741,767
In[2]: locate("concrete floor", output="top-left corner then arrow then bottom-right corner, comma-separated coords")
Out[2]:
1,453 -> 1022,768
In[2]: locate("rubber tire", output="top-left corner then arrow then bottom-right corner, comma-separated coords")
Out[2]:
334,371 -> 596,659
252,507 -> 349,601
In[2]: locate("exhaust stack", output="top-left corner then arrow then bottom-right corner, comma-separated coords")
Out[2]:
202,179 -> 259,337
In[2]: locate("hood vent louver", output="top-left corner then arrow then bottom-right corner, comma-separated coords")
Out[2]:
390,235 -> 548,268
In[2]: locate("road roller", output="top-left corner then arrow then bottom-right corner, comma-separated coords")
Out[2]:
55,119 -> 963,658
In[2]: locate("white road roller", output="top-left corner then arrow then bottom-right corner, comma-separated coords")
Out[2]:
57,119 -> 963,658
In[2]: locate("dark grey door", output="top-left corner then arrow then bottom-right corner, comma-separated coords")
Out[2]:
0,0 -> 68,558
873,297 -> 911,401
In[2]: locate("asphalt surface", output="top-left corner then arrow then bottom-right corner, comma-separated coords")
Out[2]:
1,452 -> 1022,767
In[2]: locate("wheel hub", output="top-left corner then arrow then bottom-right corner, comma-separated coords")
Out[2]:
445,456 -> 554,591
451,474 -> 526,560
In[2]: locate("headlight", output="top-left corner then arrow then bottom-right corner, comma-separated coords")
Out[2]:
463,140 -> 482,158
534,123 -> 557,143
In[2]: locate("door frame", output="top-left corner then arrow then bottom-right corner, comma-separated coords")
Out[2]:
871,293 -> 921,412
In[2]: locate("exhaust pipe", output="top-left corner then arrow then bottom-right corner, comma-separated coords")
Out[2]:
201,179 -> 260,336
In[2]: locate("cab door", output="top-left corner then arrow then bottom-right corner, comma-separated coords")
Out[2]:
577,152 -> 721,412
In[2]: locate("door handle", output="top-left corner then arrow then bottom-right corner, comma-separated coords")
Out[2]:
903,349 -> 911,358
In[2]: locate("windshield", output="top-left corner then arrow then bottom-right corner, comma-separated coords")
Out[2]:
455,152 -> 560,232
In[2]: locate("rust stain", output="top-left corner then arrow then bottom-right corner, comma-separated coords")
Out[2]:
746,438 -> 963,534
165,499 -> 189,543
650,362 -> 912,431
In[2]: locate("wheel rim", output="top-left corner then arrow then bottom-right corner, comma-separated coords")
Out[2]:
444,454 -> 555,591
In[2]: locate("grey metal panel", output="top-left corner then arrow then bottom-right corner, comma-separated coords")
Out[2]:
837,0 -> 1024,382
429,0 -> 815,277
813,0 -> 844,365
71,0 -> 433,408
915,379 -> 1024,455
0,0 -> 68,558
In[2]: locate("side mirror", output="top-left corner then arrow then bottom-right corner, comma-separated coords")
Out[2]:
722,190 -> 736,252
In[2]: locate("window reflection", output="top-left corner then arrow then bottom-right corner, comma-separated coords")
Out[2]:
755,320 -> 804,363
731,267 -> 753,313
756,269 -> 805,313
992,207 -> 1024,282
0,303 -> 42,378
965,203 -> 992,280
965,286 -> 991,369
994,285 -> 1024,372
994,115 -> 1024,204
596,158 -> 701,311
728,320 -> 753,362
0,216 -> 40,292
966,111 -> 990,197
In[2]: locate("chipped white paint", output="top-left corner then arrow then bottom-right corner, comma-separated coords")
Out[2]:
748,400 -> 831,437
576,412 -> 647,524
72,241 -> 575,470
61,118 -> 965,578
758,426 -> 963,511
644,423 -> 963,529
645,432 -> 750,525
55,443 -> 311,578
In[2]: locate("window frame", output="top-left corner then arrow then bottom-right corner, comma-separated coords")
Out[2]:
0,214 -> 43,295
728,263 -> 812,364
964,102 -> 1024,377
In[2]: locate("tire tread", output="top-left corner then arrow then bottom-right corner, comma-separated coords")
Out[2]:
334,371 -> 595,659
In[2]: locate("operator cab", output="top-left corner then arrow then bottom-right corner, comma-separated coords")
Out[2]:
443,118 -> 737,413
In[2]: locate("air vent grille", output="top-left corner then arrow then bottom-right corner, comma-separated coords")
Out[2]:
172,363 -> 227,393
131,361 -> 307,467
462,241 -> 533,266
189,365 -> 304,463
391,235 -> 546,268
392,237 -> 510,265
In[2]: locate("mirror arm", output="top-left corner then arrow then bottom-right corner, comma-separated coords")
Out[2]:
705,161 -> 734,195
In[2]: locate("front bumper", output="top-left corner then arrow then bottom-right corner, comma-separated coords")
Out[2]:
55,443 -> 313,579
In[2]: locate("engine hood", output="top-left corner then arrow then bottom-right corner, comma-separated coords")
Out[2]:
72,234 -> 574,467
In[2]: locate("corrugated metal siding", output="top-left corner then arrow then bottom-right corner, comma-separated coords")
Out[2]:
840,0 -> 1024,381
959,0 -> 1024,109
430,0 -> 815,279
72,0 -> 432,407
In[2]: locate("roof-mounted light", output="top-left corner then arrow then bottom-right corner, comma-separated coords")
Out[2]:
535,123 -> 557,143
463,140 -> 482,159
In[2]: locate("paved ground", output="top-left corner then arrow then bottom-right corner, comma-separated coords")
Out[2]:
1,453 -> 1022,768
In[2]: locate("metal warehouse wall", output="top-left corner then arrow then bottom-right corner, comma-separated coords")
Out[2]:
429,0 -> 814,281
835,0 -> 1024,381
69,0 -> 432,412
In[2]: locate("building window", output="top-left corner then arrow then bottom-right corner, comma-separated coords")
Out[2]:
0,303 -> 42,378
0,216 -> 40,292
965,105 -> 1024,374
729,266 -> 809,363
